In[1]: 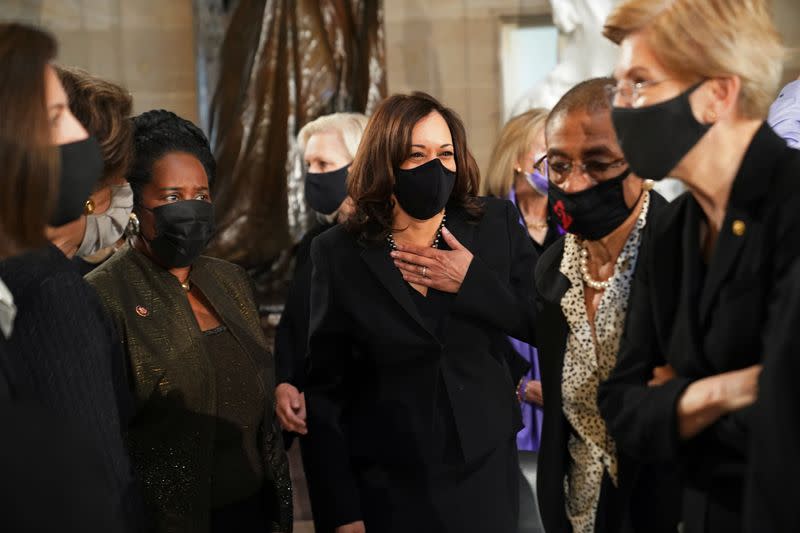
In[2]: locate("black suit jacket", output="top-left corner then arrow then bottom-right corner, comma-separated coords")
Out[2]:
598,124 -> 800,532
275,222 -> 335,389
304,198 -> 538,527
534,191 -> 682,533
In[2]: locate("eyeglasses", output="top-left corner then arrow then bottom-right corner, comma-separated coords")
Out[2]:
605,79 -> 674,108
535,155 -> 628,185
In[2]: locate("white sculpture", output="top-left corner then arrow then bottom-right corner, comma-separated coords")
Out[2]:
511,0 -> 620,114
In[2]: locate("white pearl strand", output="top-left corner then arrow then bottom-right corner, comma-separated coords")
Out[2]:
579,192 -> 650,291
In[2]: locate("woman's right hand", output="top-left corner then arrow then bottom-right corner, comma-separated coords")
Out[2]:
336,521 -> 366,533
677,364 -> 762,440
275,383 -> 307,435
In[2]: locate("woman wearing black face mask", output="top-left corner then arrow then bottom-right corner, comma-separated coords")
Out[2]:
532,78 -> 680,533
275,111 -> 367,531
302,92 -> 538,533
0,23 -> 139,533
599,2 -> 800,533
85,110 -> 291,533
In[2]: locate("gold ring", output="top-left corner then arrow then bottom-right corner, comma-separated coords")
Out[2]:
422,266 -> 427,277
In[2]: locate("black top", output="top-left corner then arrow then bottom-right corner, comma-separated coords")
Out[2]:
204,325 -> 265,508
533,191 -> 681,533
0,244 -> 139,531
274,222 -> 335,388
597,124 -> 800,533
303,198 -> 537,528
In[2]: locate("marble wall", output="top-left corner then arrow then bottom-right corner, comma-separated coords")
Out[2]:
2,0 -> 198,122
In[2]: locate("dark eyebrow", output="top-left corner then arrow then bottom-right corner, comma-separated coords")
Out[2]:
582,146 -> 618,159
159,186 -> 210,191
410,144 -> 453,148
546,148 -> 571,159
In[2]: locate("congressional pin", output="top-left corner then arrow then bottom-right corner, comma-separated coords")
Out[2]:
732,220 -> 746,237
135,305 -> 149,317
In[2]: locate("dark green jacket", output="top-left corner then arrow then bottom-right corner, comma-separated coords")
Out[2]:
86,245 -> 292,532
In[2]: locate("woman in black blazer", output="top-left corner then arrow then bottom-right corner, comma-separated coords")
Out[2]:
599,2 -> 798,532
533,78 -> 681,533
303,92 -> 537,533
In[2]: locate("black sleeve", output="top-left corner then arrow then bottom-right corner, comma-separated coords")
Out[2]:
503,341 -> 532,384
303,238 -> 362,528
453,201 -> 539,344
745,193 -> 800,532
274,279 -> 300,385
598,228 -> 692,463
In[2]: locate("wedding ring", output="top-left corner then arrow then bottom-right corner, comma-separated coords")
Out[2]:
421,266 -> 428,277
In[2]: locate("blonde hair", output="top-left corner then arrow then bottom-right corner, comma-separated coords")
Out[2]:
482,108 -> 549,197
297,112 -> 369,160
604,0 -> 784,119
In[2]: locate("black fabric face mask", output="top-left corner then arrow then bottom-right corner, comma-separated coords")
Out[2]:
50,136 -> 104,226
548,168 -> 636,241
394,158 -> 456,220
611,82 -> 711,181
305,164 -> 349,215
143,200 -> 215,268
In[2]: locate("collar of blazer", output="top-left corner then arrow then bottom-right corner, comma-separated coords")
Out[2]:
121,245 -> 270,380
693,122 -> 785,318
359,202 -> 478,342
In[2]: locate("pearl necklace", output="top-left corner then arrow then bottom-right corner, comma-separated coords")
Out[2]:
387,212 -> 447,251
579,192 -> 650,291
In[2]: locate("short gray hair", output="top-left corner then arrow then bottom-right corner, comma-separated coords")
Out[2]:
297,112 -> 369,160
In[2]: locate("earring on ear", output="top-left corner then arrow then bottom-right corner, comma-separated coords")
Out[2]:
125,212 -> 140,237
705,110 -> 718,123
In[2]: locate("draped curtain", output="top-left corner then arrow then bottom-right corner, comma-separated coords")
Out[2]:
207,0 -> 386,276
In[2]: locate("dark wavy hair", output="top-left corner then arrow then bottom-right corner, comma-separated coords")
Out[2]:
345,92 -> 484,245
56,65 -> 133,187
128,109 -> 216,206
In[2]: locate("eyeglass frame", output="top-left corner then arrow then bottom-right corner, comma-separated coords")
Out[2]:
604,78 -> 675,108
534,154 -> 628,185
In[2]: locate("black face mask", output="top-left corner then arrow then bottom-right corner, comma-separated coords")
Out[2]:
305,164 -> 349,215
548,168 -> 636,241
142,200 -> 215,268
50,137 -> 104,226
611,82 -> 711,181
394,158 -> 456,220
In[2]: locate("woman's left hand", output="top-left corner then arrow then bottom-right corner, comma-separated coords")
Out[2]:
391,227 -> 473,293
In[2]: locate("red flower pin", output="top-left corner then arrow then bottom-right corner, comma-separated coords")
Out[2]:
552,200 -> 573,230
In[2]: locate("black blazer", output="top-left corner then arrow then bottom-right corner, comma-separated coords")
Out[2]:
275,221 -> 335,389
598,124 -> 800,532
0,245 -> 139,531
304,198 -> 538,527
534,191 -> 682,533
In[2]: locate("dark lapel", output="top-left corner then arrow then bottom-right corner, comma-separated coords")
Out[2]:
191,261 -> 273,392
698,123 -> 779,320
360,240 -> 435,339
358,205 -> 478,340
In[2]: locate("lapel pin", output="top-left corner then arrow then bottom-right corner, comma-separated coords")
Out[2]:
732,220 -> 746,237
135,305 -> 149,317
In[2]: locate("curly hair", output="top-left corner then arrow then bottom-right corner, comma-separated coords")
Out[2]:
128,109 -> 216,205
346,92 -> 483,245
56,65 -> 133,186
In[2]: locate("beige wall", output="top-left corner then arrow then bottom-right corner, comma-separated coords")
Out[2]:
385,0 -> 800,174
385,0 -> 552,172
2,0 -> 198,122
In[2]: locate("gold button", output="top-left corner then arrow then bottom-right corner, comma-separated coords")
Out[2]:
732,220 -> 746,236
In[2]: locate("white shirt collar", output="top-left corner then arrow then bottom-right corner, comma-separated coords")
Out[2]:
0,277 -> 16,339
